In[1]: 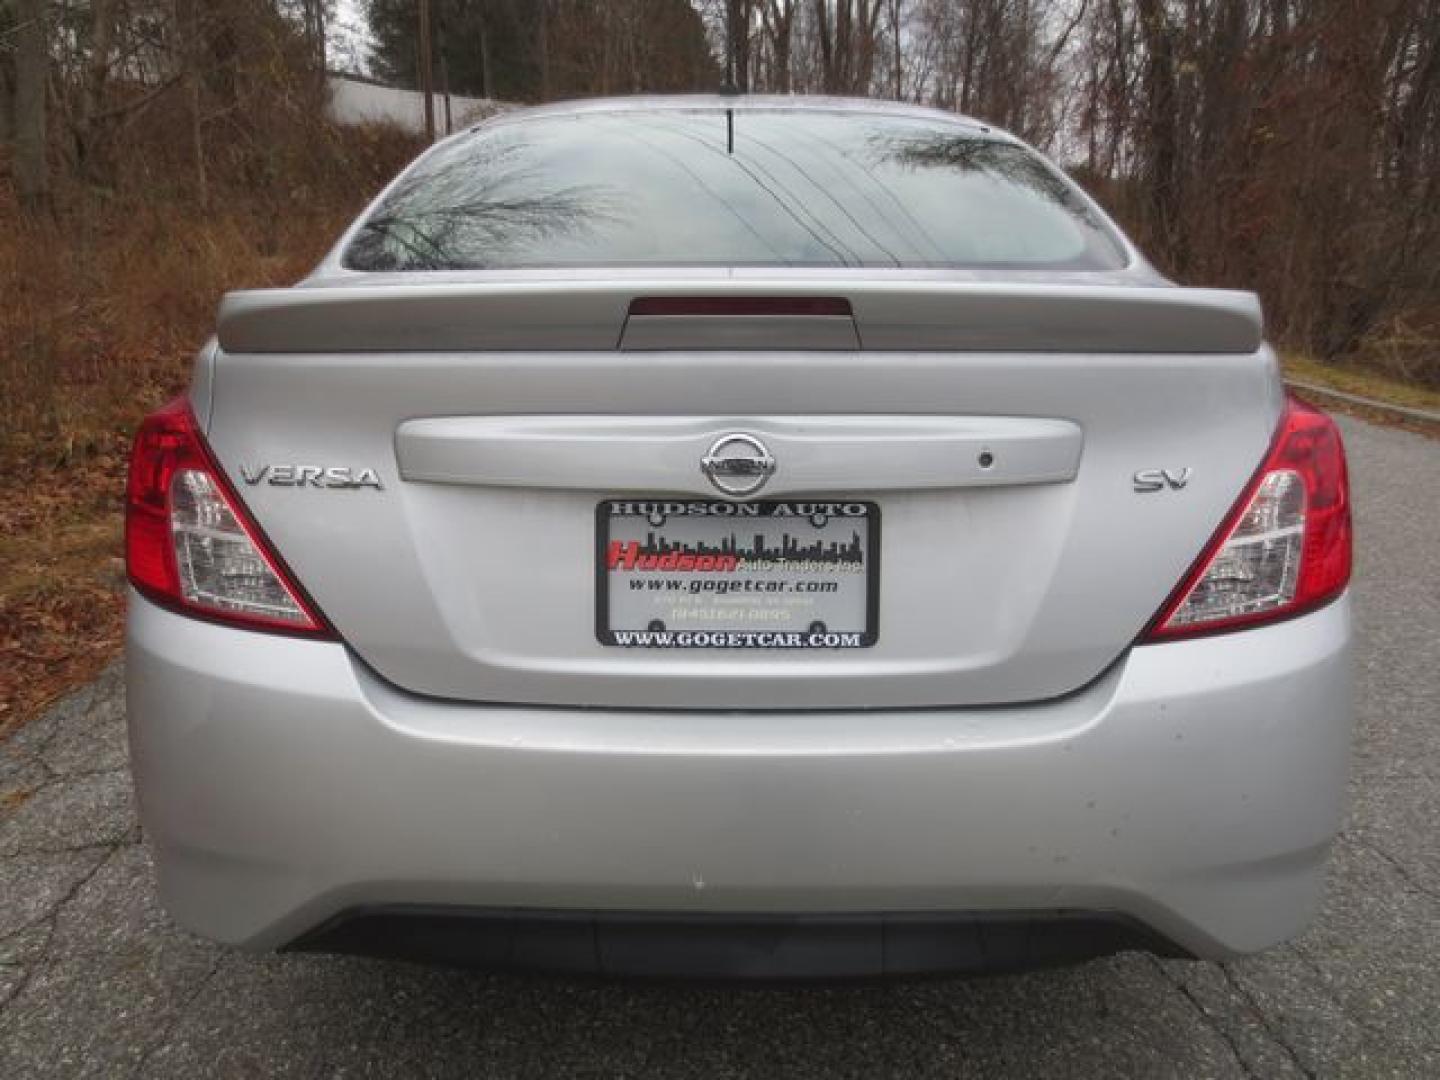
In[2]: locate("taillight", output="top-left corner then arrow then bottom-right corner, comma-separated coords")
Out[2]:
125,397 -> 334,637
1143,394 -> 1351,640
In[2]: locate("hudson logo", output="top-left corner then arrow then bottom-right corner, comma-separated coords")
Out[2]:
241,464 -> 383,490
606,541 -> 738,572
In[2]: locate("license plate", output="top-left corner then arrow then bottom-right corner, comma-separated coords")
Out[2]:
596,500 -> 879,649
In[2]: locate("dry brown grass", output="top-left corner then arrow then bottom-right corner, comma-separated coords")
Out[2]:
0,96 -> 1433,735
1282,353 -> 1440,415
0,123 -> 419,734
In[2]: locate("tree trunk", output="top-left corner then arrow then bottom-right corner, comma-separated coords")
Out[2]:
418,0 -> 435,139
14,0 -> 49,214
737,0 -> 752,92
814,0 -> 836,92
476,6 -> 493,99
727,0 -> 752,91
889,0 -> 901,99
537,0 -> 551,101
307,0 -> 327,71
75,0 -> 115,182
761,0 -> 793,93
440,53 -> 452,133
0,51 -> 13,146
182,0 -> 208,206
1135,0 -> 1180,266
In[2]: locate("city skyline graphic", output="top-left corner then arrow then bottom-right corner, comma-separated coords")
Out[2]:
627,529 -> 867,566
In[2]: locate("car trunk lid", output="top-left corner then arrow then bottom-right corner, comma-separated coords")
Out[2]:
203,278 -> 1279,709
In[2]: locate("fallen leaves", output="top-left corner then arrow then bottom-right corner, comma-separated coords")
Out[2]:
0,199 -> 366,737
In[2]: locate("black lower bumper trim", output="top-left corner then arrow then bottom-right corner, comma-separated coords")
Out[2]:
285,907 -> 1191,980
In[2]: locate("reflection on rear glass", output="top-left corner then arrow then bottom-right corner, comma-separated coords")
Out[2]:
344,110 -> 1128,272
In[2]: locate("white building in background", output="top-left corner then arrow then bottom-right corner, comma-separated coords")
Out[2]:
327,73 -> 504,135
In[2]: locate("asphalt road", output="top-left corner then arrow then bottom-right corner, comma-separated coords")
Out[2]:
1,414 -> 1436,1079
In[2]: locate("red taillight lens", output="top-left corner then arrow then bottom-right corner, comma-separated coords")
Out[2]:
125,397 -> 334,637
1143,394 -> 1351,641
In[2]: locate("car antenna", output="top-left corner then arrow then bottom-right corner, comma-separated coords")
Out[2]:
720,1 -> 744,153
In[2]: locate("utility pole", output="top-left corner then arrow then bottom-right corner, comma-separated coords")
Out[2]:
417,0 -> 435,142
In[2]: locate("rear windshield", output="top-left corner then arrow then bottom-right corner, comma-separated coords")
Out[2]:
343,109 -> 1129,272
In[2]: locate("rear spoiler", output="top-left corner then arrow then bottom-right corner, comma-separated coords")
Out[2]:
216,281 -> 1264,354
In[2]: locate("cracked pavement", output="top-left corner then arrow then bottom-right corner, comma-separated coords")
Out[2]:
1,414 -> 1436,1078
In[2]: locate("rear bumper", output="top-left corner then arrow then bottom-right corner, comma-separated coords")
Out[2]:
126,590 -> 1352,970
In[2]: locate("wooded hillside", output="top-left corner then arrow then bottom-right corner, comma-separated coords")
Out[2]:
354,0 -> 1436,380
705,0 -> 1438,381
3,1 -> 1437,381
0,0 -> 1436,728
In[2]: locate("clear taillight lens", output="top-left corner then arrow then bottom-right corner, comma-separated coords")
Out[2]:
1144,395 -> 1351,640
168,469 -> 310,624
126,397 -> 332,636
1164,470 -> 1305,627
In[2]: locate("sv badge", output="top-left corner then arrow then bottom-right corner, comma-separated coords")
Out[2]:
1133,467 -> 1193,493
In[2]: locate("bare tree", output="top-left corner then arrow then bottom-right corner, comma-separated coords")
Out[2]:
301,0 -> 326,69
72,0 -> 116,180
725,0 -> 755,89
6,0 -> 1437,382
1133,0 -> 1181,262
812,0 -> 884,94
0,27 -> 14,145
759,0 -> 796,91
14,0 -> 49,213
910,0 -> 1074,144
536,0 -> 550,98
182,0 -> 208,204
